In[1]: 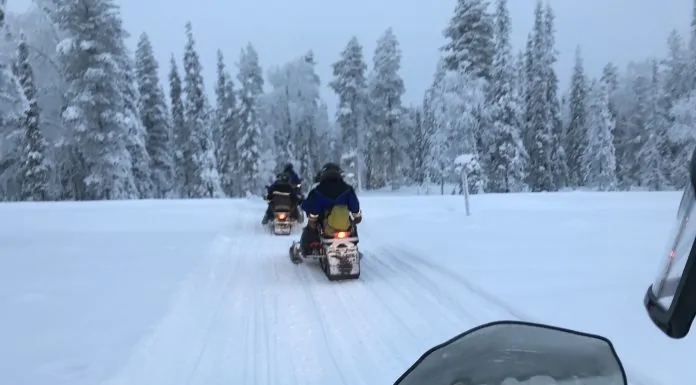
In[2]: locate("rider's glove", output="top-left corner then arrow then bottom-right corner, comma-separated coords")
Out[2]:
307,214 -> 318,228
352,211 -> 362,224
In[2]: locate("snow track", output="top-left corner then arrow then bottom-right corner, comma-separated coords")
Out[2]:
103,202 -> 533,385
4,193 -> 688,385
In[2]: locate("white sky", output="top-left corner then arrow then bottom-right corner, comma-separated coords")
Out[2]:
8,0 -> 693,115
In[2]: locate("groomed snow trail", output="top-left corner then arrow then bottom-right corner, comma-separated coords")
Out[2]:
103,200 -> 520,385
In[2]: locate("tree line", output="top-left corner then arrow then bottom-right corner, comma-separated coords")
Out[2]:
0,0 -> 694,201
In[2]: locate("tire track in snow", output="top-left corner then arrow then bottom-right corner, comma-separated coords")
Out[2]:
297,265 -> 414,384
369,243 -> 658,385
101,211 -> 246,385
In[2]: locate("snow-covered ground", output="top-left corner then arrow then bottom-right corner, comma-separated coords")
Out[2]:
1,191 -> 693,385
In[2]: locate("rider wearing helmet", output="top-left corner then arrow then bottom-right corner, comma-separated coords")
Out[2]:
262,173 -> 300,224
299,163 -> 362,254
283,163 -> 302,196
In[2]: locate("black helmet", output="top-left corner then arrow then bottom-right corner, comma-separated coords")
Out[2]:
319,163 -> 342,181
284,163 -> 293,172
276,172 -> 290,183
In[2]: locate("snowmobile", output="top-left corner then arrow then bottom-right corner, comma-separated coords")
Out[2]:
269,210 -> 294,235
392,320 -> 627,385
289,225 -> 361,281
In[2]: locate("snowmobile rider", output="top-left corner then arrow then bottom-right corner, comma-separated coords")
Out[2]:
299,163 -> 362,254
283,163 -> 302,198
262,173 -> 301,224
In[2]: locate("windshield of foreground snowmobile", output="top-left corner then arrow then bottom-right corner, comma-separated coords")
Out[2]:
393,321 -> 627,385
650,185 -> 696,310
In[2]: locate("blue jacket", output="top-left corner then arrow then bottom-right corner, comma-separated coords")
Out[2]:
302,180 -> 360,219
286,170 -> 301,185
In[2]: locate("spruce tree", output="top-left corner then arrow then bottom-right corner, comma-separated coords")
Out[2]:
135,32 -> 174,198
16,33 -> 51,200
236,43 -> 264,194
566,46 -> 588,187
182,22 -> 222,197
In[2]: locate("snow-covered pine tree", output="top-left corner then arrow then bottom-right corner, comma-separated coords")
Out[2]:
236,42 -> 264,194
182,22 -> 222,197
441,0 -> 494,80
582,79 -> 617,191
214,49 -> 238,196
329,36 -> 367,190
0,0 -> 28,200
485,0 -> 528,193
368,27 -> 405,189
663,30 -> 694,187
168,55 -> 186,196
522,1 -> 554,192
565,46 -> 588,187
118,43 -> 153,198
542,3 -> 567,189
423,58 -> 449,194
409,104 -> 432,186
52,0 -> 137,200
16,32 -> 51,201
135,32 -> 174,198
639,61 -> 670,189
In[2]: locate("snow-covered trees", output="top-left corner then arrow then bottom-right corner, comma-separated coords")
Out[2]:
53,0 -> 138,200
367,28 -> 405,189
16,33 -> 51,201
442,0 -> 494,79
135,32 -> 174,198
565,46 -> 588,187
236,43 -> 264,194
583,79 -> 617,191
181,22 -> 222,197
214,50 -> 238,196
484,0 -> 527,193
330,36 -> 367,190
0,0 -> 693,201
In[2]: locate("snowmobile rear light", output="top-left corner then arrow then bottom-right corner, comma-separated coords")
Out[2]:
335,231 -> 347,239
277,213 -> 287,220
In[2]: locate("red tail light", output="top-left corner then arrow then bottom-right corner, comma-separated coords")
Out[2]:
277,213 -> 287,220
335,231 -> 347,239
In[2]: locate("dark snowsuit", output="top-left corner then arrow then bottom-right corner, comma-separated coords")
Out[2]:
264,181 -> 301,222
300,172 -> 360,253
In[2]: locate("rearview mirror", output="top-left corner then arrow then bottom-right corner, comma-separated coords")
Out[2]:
394,320 -> 627,385
644,147 -> 696,338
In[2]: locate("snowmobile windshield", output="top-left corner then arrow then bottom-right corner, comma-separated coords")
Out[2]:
394,321 -> 626,385
650,185 -> 696,310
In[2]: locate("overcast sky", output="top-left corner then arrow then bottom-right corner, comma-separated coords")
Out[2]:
8,0 -> 693,115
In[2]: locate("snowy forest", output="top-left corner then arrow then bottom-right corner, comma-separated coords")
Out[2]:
0,0 -> 695,201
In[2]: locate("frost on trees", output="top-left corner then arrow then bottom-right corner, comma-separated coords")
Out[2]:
264,51 -> 326,184
135,32 -> 174,198
236,43 -> 264,195
566,46 -> 589,187
368,28 -> 405,190
52,0 -> 138,200
214,49 -> 239,196
16,33 -> 52,201
330,36 -> 367,191
484,0 -> 528,193
182,22 -> 222,198
582,79 -> 617,191
441,0 -> 494,80
428,65 -> 486,194
0,26 -> 28,199
119,47 -> 154,199
168,55 -> 187,196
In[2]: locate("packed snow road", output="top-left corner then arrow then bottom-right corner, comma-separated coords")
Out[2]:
1,191 -> 694,385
